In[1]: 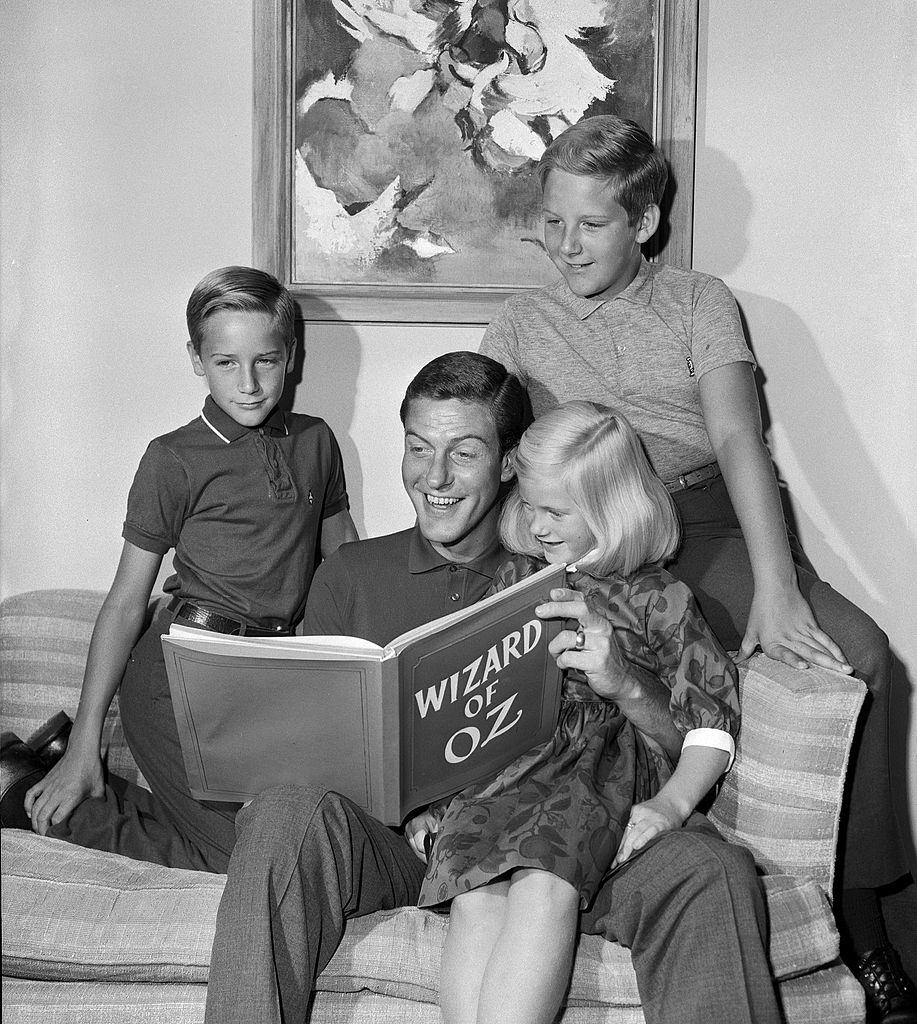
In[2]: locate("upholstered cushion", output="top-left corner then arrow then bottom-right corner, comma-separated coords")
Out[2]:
2,831 -> 840,992
708,655 -> 865,893
0,972 -> 866,1024
1,834 -> 222,983
1,978 -> 208,1024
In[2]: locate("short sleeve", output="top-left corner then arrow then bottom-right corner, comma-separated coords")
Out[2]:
480,304 -> 526,386
690,277 -> 755,379
318,423 -> 350,520
121,440 -> 189,555
643,578 -> 740,740
303,553 -> 353,637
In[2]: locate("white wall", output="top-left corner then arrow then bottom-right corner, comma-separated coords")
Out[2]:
695,0 -> 917,845
1,2 -> 254,594
2,2 -> 914,840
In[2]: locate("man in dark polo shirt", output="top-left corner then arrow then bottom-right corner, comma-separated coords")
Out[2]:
204,353 -> 778,1024
303,354 -> 520,644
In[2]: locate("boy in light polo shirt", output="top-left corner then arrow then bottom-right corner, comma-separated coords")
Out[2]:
481,114 -> 915,1020
18,266 -> 358,872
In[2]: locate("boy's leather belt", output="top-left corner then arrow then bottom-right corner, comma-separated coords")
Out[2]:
168,599 -> 294,637
665,461 -> 722,493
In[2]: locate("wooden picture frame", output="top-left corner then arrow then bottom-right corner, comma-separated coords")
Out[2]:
253,0 -> 698,324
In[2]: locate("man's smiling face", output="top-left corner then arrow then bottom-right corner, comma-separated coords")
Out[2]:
401,397 -> 515,562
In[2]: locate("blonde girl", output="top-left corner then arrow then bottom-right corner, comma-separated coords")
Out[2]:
414,401 -> 742,1024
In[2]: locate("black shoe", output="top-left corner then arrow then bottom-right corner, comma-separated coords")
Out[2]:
27,711 -> 72,767
0,733 -> 45,830
856,945 -> 917,1023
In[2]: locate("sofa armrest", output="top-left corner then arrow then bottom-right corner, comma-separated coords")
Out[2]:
0,589 -> 156,787
708,653 -> 865,894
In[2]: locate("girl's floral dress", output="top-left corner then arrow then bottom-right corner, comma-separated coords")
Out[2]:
419,554 -> 739,910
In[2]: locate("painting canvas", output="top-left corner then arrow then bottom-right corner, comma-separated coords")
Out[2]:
255,0 -> 697,322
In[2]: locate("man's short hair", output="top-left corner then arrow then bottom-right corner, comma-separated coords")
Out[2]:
186,266 -> 296,354
537,115 -> 669,226
400,352 -> 528,454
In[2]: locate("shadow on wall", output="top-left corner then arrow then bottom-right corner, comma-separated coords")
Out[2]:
736,291 -> 916,874
696,146 -> 915,869
282,300 -> 366,534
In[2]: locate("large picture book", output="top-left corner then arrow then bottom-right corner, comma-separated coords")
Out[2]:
161,561 -> 566,824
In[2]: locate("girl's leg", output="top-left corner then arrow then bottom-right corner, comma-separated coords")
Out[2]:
440,881 -> 509,1024
476,868 -> 579,1024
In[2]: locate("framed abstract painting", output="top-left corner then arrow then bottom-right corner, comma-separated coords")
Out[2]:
254,0 -> 698,323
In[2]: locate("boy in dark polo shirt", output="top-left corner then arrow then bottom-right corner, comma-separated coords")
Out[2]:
18,266 -> 357,871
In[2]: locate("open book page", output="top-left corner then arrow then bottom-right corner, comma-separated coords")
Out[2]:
166,625 -> 383,661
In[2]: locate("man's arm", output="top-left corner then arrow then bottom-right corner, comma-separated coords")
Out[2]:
537,589 -> 684,760
320,509 -> 359,560
303,556 -> 352,637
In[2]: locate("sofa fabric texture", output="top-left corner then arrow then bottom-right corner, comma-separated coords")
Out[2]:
1,589 -> 866,1022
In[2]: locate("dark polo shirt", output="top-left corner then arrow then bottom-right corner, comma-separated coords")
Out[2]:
304,525 -> 508,646
122,396 -> 349,629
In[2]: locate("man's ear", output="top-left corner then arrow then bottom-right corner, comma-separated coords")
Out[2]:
187,340 -> 206,377
500,446 -> 517,483
635,204 -> 661,245
285,342 -> 296,373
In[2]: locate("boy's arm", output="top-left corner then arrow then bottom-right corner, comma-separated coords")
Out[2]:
25,541 -> 163,835
319,508 -> 359,560
698,362 -> 851,673
612,744 -> 730,867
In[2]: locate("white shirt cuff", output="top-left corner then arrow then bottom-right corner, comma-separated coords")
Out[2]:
681,728 -> 735,772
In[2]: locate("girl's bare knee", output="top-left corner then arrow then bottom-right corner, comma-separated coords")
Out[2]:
450,883 -> 509,930
508,868 -> 578,917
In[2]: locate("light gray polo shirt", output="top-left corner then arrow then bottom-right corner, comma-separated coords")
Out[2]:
480,259 -> 754,482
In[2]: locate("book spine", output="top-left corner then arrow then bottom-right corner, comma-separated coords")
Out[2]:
378,659 -> 402,824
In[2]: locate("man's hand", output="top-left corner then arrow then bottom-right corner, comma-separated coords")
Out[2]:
536,588 -> 643,701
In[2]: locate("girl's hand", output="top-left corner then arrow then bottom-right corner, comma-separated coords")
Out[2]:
611,794 -> 687,869
739,583 -> 852,674
537,589 -> 644,702
404,801 -> 447,862
24,747 -> 105,836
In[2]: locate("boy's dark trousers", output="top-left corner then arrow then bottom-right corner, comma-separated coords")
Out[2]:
203,789 -> 779,1024
669,476 -> 907,891
49,604 -> 239,872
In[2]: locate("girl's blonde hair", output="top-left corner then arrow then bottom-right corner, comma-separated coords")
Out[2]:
499,401 -> 680,577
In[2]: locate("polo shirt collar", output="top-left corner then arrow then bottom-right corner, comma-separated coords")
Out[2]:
200,395 -> 287,443
407,523 -> 505,580
553,257 -> 654,321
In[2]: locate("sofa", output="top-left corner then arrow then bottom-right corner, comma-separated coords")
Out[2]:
1,588 -> 867,1023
